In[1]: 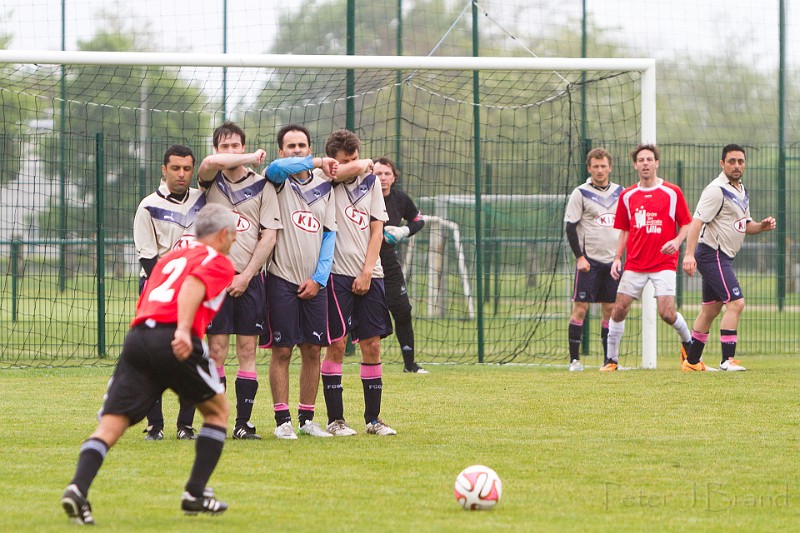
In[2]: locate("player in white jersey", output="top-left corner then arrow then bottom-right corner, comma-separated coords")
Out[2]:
197,121 -> 282,439
563,148 -> 623,371
682,144 -> 776,371
322,129 -> 396,437
262,124 -> 339,439
133,144 -> 206,440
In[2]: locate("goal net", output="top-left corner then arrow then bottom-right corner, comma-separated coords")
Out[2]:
0,51 -> 656,367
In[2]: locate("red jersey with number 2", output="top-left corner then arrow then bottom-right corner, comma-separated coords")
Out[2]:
614,179 -> 692,273
131,241 -> 235,337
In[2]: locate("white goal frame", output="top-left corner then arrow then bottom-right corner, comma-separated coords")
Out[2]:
0,51 -> 658,368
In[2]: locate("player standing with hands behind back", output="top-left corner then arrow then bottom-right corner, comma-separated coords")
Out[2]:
563,148 -> 622,371
682,144 -> 776,371
604,144 -> 694,371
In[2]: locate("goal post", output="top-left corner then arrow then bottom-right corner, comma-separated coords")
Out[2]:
0,50 -> 657,368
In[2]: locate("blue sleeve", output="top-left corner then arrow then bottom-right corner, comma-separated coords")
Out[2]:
265,155 -> 314,184
312,230 -> 336,287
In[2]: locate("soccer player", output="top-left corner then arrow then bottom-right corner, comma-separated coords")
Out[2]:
133,144 -> 206,441
374,156 -> 428,374
197,121 -> 281,440
61,204 -> 237,525
322,129 -> 397,436
682,144 -> 776,371
604,144 -> 694,371
262,124 -> 339,439
563,148 -> 623,371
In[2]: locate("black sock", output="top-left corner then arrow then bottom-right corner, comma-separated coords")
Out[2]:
601,325 -> 610,362
145,398 -> 164,430
235,375 -> 258,427
322,373 -> 344,423
219,375 -> 227,391
720,329 -> 737,364
361,363 -> 383,424
568,321 -> 583,360
688,330 -> 707,365
394,309 -> 416,367
70,438 -> 108,497
298,405 -> 315,426
184,424 -> 226,498
274,405 -> 291,427
177,396 -> 196,428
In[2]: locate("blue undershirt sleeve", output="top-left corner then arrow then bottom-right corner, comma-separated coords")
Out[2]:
312,229 -> 336,287
265,155 -> 314,184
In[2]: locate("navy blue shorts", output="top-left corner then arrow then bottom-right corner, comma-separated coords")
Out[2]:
327,274 -> 393,342
100,324 -> 223,425
695,243 -> 743,304
572,257 -> 620,303
265,273 -> 329,347
206,273 -> 266,336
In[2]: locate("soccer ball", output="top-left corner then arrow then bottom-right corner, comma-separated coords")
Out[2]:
454,465 -> 502,510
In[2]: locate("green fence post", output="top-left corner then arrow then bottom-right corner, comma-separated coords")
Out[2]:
96,133 -> 106,358
675,160 -> 684,308
580,138 -> 592,355
10,237 -> 20,322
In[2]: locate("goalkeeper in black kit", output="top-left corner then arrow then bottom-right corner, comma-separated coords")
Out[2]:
373,157 -> 428,373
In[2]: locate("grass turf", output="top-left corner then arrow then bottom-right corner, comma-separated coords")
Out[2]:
3,357 -> 799,531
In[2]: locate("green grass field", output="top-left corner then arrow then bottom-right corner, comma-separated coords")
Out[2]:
4,357 -> 799,532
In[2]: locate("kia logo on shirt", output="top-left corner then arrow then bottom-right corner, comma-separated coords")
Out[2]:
345,205 -> 369,230
733,217 -> 748,233
595,213 -> 615,227
292,210 -> 321,233
235,213 -> 251,232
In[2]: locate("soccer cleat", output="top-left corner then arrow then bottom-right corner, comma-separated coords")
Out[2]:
326,419 -> 358,437
403,363 -> 429,374
143,426 -> 164,441
177,426 -> 197,440
599,362 -> 618,372
298,420 -> 333,437
181,491 -> 228,516
366,419 -> 397,436
682,359 -> 711,372
232,422 -> 261,440
61,484 -> 95,526
273,421 -> 298,440
680,342 -> 691,362
568,359 -> 584,372
720,358 -> 747,371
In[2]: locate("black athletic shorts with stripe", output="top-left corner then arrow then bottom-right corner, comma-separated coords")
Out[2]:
99,322 -> 224,424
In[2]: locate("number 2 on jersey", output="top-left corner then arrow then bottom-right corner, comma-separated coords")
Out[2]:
147,257 -> 188,303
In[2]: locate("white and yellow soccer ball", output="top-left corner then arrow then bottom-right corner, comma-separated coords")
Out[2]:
454,465 -> 502,510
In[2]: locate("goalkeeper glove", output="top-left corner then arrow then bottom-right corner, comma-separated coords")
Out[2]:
383,225 -> 410,245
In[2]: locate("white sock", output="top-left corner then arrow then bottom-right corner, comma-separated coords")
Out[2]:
672,312 -> 691,343
607,319 -> 625,362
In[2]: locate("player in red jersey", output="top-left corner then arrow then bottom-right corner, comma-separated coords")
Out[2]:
601,144 -> 694,371
61,204 -> 237,525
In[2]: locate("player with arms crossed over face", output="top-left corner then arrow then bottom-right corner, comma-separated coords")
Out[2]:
61,204 -> 237,525
374,156 -> 428,374
262,124 -> 339,439
563,148 -> 623,371
134,144 -> 206,441
604,144 -> 694,371
322,129 -> 397,436
197,121 -> 281,440
681,144 -> 776,371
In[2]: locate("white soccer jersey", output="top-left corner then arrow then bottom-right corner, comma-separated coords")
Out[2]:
331,172 -> 388,278
202,169 -> 282,272
133,182 -> 207,275
694,172 -> 751,258
563,179 -> 623,264
268,169 -> 336,286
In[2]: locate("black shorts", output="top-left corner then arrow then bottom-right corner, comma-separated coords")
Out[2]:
100,323 -> 224,425
206,273 -> 266,336
265,273 -> 329,347
327,274 -> 393,343
571,257 -> 620,303
695,243 -> 743,304
382,263 -> 412,317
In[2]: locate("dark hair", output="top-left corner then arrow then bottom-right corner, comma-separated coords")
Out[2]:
276,124 -> 311,149
325,129 -> 360,158
630,143 -> 660,162
721,144 -> 746,161
212,121 -> 246,148
586,148 -> 612,167
162,144 -> 195,166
